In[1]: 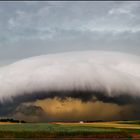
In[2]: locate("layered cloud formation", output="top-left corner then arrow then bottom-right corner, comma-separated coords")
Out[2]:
0,50 -> 140,115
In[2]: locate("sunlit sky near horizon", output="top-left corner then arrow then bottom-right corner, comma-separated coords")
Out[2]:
0,1 -> 140,66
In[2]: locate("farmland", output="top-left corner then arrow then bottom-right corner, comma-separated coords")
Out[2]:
0,121 -> 139,138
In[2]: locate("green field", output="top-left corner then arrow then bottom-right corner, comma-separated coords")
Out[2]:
0,122 -> 139,138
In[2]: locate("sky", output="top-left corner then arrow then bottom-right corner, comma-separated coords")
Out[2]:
0,1 -> 140,66
0,1 -> 140,122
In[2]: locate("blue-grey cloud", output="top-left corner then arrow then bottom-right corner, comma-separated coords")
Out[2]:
0,2 -> 140,66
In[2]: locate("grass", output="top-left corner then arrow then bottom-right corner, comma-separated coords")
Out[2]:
0,123 -> 133,138
0,123 -> 115,130
0,121 -> 139,138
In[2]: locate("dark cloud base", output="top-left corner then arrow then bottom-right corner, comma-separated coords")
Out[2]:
0,89 -> 140,116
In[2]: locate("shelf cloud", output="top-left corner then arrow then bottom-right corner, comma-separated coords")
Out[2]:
0,50 -> 140,115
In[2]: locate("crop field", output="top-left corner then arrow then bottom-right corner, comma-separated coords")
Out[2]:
0,121 -> 139,139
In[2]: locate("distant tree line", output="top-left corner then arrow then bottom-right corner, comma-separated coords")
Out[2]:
0,118 -> 26,123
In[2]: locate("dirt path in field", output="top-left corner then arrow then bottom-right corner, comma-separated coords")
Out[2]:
131,133 -> 140,139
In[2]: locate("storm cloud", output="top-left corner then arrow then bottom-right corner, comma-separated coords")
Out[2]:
0,50 -> 140,115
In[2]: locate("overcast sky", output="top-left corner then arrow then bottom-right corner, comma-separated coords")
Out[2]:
0,1 -> 140,66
